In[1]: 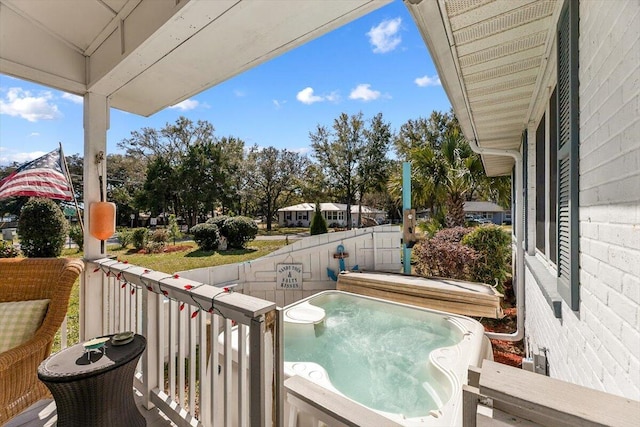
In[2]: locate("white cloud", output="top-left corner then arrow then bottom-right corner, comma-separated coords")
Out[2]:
291,147 -> 310,155
169,99 -> 199,111
62,92 -> 83,104
0,87 -> 61,122
367,18 -> 402,53
296,87 -> 324,105
0,151 -> 47,165
296,87 -> 340,105
325,91 -> 340,103
273,99 -> 287,109
415,75 -> 441,87
234,89 -> 246,97
349,84 -> 381,102
29,132 -> 40,137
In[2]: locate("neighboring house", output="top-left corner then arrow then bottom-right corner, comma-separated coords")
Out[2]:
277,203 -> 387,227
409,0 -> 639,400
464,201 -> 511,225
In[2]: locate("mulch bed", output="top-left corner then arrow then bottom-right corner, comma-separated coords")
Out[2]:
135,244 -> 192,254
478,279 -> 525,367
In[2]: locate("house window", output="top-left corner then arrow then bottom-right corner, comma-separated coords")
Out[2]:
556,0 -> 580,310
285,212 -> 291,220
536,114 -> 546,253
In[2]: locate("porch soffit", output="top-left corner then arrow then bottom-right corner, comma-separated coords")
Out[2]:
0,0 -> 390,116
406,0 -> 560,176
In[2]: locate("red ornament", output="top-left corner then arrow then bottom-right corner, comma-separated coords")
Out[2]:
146,286 -> 153,292
131,289 -> 135,295
184,285 -> 193,290
121,283 -> 126,289
143,269 -> 150,274
191,310 -> 199,319
173,274 -> 180,279
93,268 -> 100,273
162,290 -> 169,296
223,287 -> 230,293
179,303 -> 185,311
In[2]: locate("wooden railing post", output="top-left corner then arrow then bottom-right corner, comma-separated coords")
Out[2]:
141,289 -> 160,410
250,314 -> 267,427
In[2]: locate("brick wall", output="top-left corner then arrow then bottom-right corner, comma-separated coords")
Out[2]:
525,0 -> 640,400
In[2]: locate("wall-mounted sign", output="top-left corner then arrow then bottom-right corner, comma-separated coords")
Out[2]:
277,263 -> 302,289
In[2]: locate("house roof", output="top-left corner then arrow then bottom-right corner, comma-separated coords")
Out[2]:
278,203 -> 385,214
0,0 -> 390,117
464,201 -> 507,213
406,0 -> 561,176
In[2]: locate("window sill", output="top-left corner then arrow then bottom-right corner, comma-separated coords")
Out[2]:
525,254 -> 563,319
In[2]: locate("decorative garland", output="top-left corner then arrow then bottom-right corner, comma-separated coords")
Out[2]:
93,258 -> 233,321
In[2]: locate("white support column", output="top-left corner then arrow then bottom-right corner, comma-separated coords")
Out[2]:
80,92 -> 110,340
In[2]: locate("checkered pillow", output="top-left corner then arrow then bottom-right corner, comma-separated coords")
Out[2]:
0,299 -> 50,353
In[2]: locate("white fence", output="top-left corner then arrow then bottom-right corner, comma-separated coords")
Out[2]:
86,258 -> 283,427
179,225 -> 402,307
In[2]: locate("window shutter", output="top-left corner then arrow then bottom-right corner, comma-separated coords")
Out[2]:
522,131 -> 528,251
556,0 -> 580,310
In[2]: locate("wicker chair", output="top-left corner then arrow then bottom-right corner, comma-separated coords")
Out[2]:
0,257 -> 84,424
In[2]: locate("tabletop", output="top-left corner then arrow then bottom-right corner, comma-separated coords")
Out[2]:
38,334 -> 146,383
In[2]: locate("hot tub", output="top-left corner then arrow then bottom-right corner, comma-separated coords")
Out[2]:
283,291 -> 492,426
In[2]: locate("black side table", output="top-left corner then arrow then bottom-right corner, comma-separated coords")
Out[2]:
38,334 -> 146,427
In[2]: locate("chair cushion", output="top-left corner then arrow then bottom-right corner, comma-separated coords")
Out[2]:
0,299 -> 50,353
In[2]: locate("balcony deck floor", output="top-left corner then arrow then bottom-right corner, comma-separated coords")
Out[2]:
5,390 -> 175,427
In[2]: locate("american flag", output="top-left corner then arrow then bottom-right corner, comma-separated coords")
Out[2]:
0,148 -> 72,201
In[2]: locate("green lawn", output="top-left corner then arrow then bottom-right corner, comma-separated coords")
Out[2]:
56,239 -> 289,349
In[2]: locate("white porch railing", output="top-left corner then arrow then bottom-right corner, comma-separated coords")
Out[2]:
85,258 -> 284,427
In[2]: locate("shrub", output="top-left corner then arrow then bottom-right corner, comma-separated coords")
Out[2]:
145,241 -> 165,254
68,224 -> 84,251
190,223 -> 220,251
18,197 -> 69,257
132,227 -> 149,250
150,228 -> 169,244
144,229 -> 168,253
0,240 -> 19,258
118,228 -> 133,249
462,225 -> 511,292
413,227 -> 478,280
310,204 -> 328,235
167,214 -> 181,245
222,216 -> 258,248
416,218 -> 442,238
206,215 -> 229,230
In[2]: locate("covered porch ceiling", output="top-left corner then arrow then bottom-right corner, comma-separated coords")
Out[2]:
406,0 -> 561,176
0,0 -> 391,117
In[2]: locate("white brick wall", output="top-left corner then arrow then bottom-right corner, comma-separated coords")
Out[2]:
525,0 -> 640,401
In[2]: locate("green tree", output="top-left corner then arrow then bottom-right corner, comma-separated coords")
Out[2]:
167,214 -> 181,245
107,154 -> 146,225
18,198 -> 69,257
311,112 -> 392,229
356,113 -> 392,226
309,203 -> 328,235
391,111 -> 511,228
179,140 -> 224,227
245,146 -> 308,231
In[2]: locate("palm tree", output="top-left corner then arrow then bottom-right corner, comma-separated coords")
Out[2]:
390,113 -> 510,228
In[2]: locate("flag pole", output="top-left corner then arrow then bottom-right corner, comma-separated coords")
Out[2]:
59,142 -> 85,234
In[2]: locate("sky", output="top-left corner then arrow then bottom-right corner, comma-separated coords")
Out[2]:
0,0 -> 451,166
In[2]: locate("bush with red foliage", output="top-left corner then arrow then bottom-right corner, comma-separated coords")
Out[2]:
413,227 -> 479,279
